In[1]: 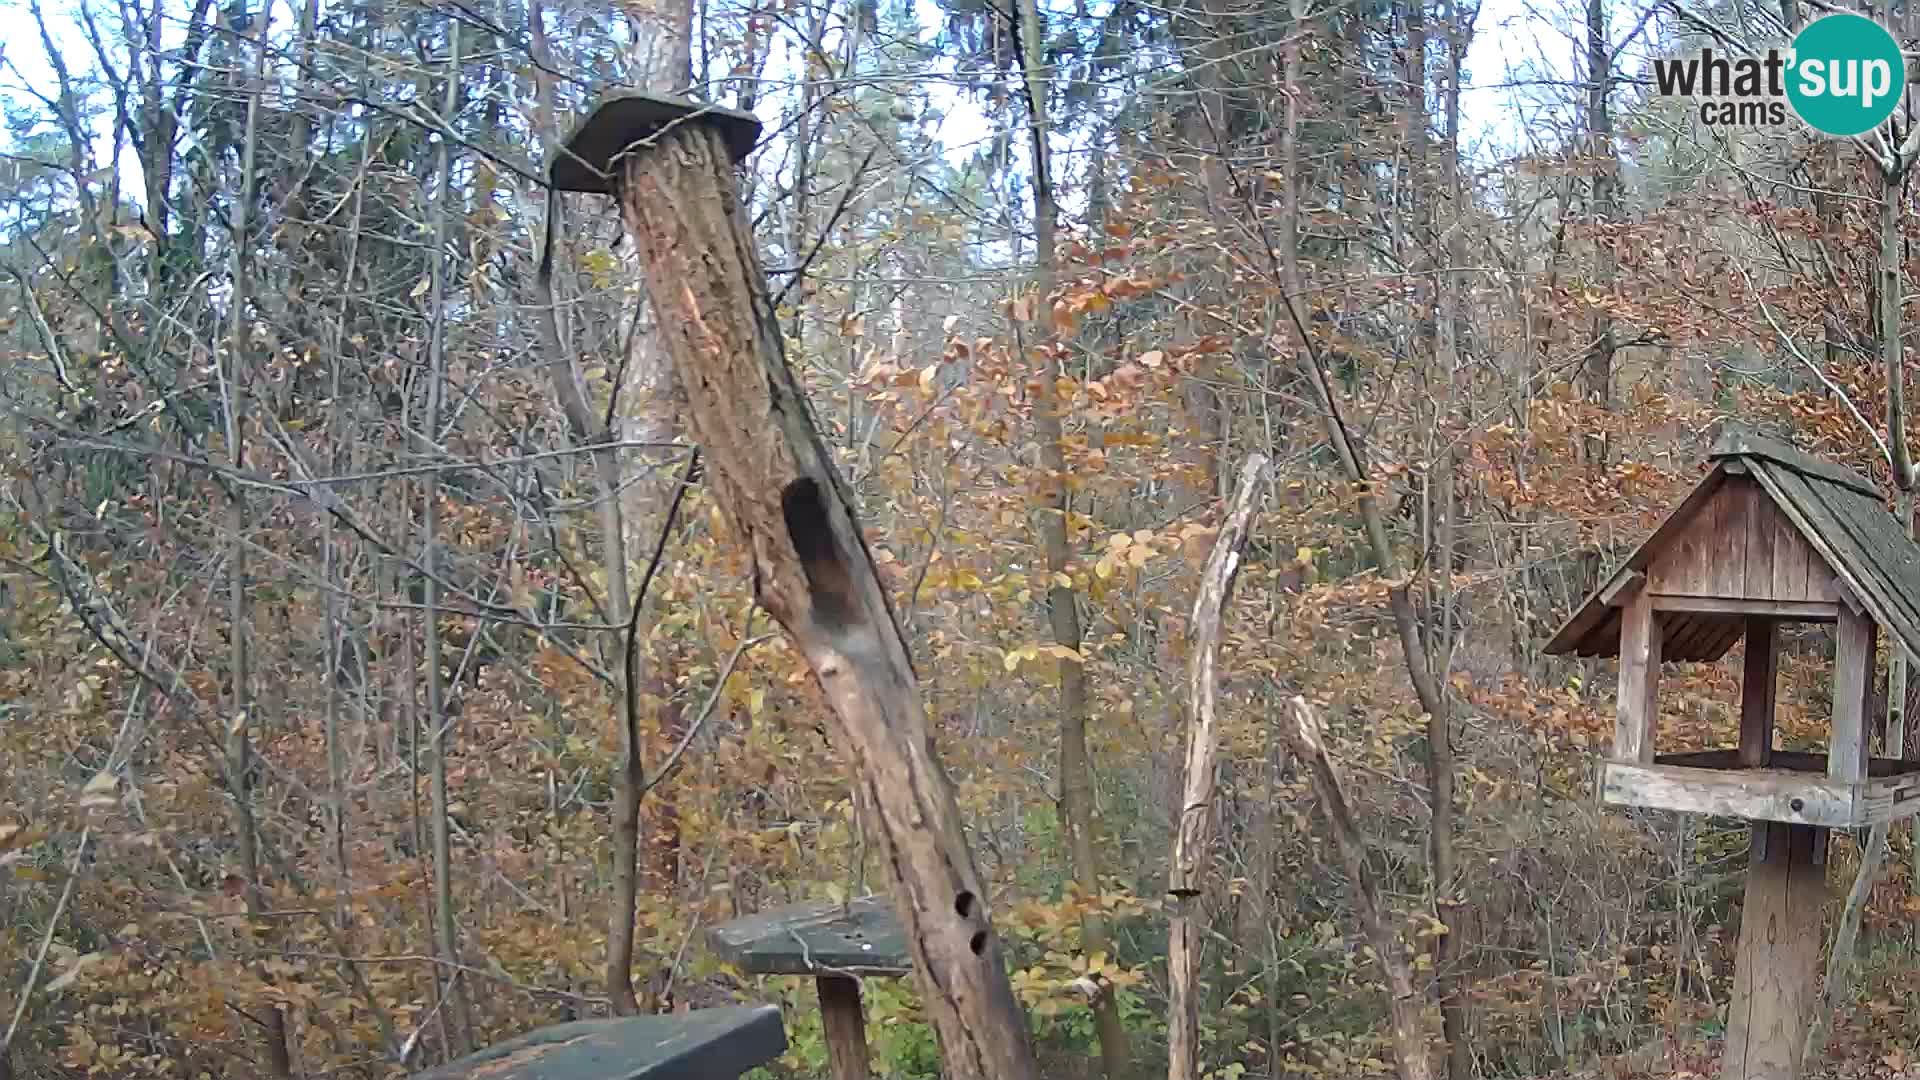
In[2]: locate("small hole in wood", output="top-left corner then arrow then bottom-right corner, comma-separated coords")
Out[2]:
955,891 -> 975,919
969,930 -> 988,956
1790,797 -> 1805,813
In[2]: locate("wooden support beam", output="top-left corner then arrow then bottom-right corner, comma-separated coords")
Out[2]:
817,976 -> 871,1080
1651,595 -> 1839,621
1836,579 -> 1868,618
1720,822 -> 1827,1080
1741,618 -> 1777,769
1601,569 -> 1645,607
1832,606 -> 1875,784
1614,587 -> 1661,764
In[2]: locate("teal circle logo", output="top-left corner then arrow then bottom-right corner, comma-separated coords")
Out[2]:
1786,13 -> 1905,136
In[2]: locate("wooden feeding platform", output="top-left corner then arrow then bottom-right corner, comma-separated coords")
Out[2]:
1546,431 -> 1920,1080
413,1004 -> 786,1080
1602,749 -> 1920,830
709,897 -> 912,1080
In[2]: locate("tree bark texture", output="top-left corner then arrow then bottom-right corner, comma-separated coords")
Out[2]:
1168,453 -> 1271,1080
614,121 -> 1041,1080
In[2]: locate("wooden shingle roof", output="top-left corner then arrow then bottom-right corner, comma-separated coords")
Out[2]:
1544,432 -> 1920,663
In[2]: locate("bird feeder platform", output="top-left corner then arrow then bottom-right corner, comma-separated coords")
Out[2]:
1600,748 -> 1920,829
414,1004 -> 786,1080
709,897 -> 911,1080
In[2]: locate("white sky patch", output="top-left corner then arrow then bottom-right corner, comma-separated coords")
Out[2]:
1460,0 -> 1587,164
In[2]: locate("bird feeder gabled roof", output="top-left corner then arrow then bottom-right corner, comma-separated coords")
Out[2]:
1544,432 -> 1920,664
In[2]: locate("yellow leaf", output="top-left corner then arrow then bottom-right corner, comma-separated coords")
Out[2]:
1094,559 -> 1114,580
1107,533 -> 1131,550
410,276 -> 431,299
1053,572 -> 1072,589
749,688 -> 766,717
1004,651 -> 1022,672
919,364 -> 938,392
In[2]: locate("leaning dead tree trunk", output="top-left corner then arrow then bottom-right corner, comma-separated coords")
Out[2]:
1168,453 -> 1271,1080
1282,697 -> 1437,1080
553,96 -> 1041,1080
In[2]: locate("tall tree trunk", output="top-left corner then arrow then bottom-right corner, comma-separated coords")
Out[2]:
1428,1 -> 1471,1075
1581,0 -> 1615,475
1011,0 -> 1128,1074
221,11 -> 290,1074
630,0 -> 697,939
1281,10 -> 1449,1075
422,20 -> 473,1055
529,0 -> 693,1015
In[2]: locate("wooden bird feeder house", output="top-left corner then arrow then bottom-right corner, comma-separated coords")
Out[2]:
1545,431 -> 1920,1079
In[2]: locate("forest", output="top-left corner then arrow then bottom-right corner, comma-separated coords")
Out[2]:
5,0 -> 1920,1075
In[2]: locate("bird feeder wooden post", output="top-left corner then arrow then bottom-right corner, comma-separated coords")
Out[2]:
1546,432 -> 1920,1080
709,897 -> 913,1080
547,94 -> 1041,1080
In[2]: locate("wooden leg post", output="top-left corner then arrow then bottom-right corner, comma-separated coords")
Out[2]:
1831,606 -> 1875,784
1739,617 -> 1776,769
1721,822 -> 1827,1080
816,976 -> 871,1080
1614,587 -> 1661,763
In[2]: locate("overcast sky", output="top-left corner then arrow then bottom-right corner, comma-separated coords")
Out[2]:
0,0 -> 1617,216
